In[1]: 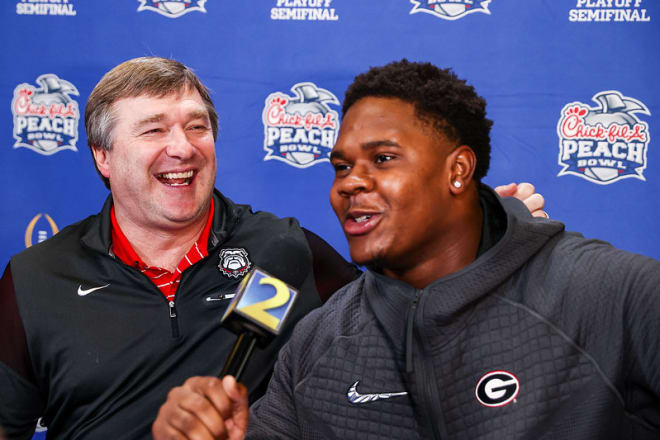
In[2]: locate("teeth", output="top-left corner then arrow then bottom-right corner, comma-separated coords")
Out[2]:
159,170 -> 194,179
355,215 -> 371,223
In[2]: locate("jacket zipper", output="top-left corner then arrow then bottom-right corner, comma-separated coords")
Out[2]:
412,291 -> 447,440
406,290 -> 421,373
113,257 -> 183,339
168,300 -> 180,338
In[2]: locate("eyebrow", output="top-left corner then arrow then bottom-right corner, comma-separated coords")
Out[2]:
132,110 -> 210,132
330,139 -> 401,160
133,113 -> 165,131
186,110 -> 211,122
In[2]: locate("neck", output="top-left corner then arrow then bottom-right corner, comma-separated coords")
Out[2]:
114,203 -> 211,272
383,187 -> 483,289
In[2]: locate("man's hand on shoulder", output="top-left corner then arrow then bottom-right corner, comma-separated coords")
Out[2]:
494,182 -> 548,218
152,375 -> 248,440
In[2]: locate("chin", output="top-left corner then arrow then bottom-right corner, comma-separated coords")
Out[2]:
168,197 -> 206,214
349,248 -> 384,270
363,261 -> 385,274
161,206 -> 204,224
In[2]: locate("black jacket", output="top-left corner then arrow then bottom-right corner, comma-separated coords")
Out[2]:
248,188 -> 660,439
0,190 -> 358,439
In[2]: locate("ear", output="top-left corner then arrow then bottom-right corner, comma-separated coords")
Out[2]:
91,145 -> 111,179
448,145 -> 477,195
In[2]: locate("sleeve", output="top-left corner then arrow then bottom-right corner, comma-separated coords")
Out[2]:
620,255 -> 660,429
246,343 -> 301,439
246,304 -> 339,440
302,228 -> 361,303
556,242 -> 660,432
241,264 -> 320,405
0,263 -> 44,439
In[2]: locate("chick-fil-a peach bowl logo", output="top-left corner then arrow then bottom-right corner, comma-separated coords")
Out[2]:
557,90 -> 650,184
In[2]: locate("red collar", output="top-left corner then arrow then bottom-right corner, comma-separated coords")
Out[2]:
110,199 -> 214,271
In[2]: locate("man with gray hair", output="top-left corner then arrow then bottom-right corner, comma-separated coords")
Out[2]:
0,56 -> 361,438
0,57 -> 543,439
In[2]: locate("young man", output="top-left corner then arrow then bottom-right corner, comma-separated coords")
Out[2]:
153,60 -> 660,439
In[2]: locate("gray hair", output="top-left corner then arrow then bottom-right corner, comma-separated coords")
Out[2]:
84,57 -> 218,189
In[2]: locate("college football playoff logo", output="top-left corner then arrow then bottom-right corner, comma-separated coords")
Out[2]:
25,213 -> 59,248
218,248 -> 252,279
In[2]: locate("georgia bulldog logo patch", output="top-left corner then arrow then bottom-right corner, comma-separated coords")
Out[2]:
218,248 -> 252,279
557,90 -> 650,185
137,0 -> 206,18
262,82 -> 339,168
409,0 -> 492,21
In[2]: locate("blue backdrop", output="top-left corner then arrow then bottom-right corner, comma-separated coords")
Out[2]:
1,1 -> 658,435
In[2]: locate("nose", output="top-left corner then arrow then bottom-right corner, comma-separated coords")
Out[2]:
165,126 -> 195,160
336,163 -> 375,197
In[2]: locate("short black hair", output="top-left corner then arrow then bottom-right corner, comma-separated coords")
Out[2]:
343,59 -> 492,181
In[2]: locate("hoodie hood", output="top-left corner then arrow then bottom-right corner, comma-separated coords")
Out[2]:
364,184 -> 566,355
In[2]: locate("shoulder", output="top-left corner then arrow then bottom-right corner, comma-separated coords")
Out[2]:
11,195 -> 113,271
301,275 -> 365,329
283,276 -> 367,366
240,207 -> 303,234
220,195 -> 310,258
219,191 -> 304,237
495,198 -> 660,319
510,222 -> 660,291
214,193 -> 317,294
11,214 -> 98,270
541,230 -> 659,278
506,226 -> 660,330
218,191 -> 310,250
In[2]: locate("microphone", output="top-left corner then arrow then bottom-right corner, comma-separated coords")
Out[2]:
220,267 -> 299,381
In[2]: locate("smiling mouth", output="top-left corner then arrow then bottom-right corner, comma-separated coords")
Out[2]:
344,213 -> 381,236
157,170 -> 194,186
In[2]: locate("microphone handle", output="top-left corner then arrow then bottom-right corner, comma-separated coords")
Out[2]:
220,331 -> 258,381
